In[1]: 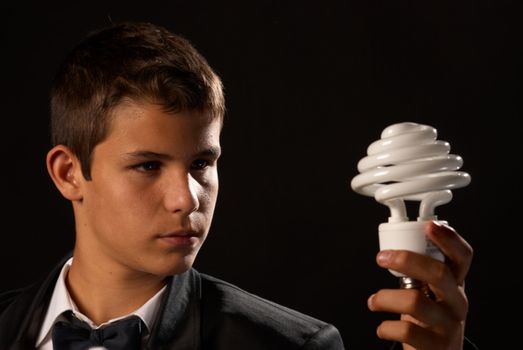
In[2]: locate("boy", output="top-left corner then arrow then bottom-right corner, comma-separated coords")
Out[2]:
0,21 -> 476,349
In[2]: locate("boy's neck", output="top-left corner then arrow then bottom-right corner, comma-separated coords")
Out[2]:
66,249 -> 167,326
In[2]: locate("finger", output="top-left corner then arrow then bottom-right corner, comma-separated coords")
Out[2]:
376,319 -> 447,350
376,250 -> 469,321
426,221 -> 473,285
368,289 -> 457,329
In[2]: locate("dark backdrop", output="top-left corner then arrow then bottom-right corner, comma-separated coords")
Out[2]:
1,1 -> 520,349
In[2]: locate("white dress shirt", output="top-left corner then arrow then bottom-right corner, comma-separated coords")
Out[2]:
36,257 -> 167,350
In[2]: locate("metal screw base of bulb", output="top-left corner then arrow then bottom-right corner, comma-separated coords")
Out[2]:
399,277 -> 435,300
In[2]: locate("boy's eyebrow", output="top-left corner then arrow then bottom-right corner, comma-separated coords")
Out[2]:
197,146 -> 222,158
123,151 -> 172,161
123,146 -> 221,160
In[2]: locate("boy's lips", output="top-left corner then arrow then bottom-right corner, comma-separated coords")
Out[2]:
157,230 -> 200,246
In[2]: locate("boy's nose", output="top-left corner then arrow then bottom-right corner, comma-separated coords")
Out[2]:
163,172 -> 200,215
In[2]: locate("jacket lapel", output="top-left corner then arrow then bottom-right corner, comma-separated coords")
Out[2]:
146,268 -> 202,350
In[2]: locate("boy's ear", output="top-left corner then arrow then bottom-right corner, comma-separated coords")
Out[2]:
46,145 -> 84,201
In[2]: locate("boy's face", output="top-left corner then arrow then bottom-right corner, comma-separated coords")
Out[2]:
75,101 -> 221,277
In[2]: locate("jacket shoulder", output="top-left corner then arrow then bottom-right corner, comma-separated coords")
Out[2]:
199,273 -> 345,349
0,288 -> 25,314
0,283 -> 41,348
0,253 -> 71,347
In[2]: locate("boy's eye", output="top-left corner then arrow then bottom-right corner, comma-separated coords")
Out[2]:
191,159 -> 209,170
134,161 -> 161,172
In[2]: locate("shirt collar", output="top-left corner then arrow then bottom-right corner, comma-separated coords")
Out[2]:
35,257 -> 167,347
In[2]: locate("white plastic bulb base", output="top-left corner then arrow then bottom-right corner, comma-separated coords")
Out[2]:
379,220 -> 445,278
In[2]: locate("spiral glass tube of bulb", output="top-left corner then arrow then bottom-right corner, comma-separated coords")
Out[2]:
351,122 -> 471,279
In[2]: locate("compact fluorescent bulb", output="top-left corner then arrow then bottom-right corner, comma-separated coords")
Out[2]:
350,122 -> 471,286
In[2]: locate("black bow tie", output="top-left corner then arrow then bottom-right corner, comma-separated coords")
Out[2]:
52,311 -> 144,350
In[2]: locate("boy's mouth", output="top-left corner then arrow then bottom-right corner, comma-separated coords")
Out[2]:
157,230 -> 200,247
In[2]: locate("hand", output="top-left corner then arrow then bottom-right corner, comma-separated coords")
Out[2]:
367,221 -> 473,350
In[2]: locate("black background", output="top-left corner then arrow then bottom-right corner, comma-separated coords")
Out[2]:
1,1 -> 520,348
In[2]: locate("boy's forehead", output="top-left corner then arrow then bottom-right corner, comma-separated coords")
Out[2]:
109,100 -> 222,125
102,101 -> 222,150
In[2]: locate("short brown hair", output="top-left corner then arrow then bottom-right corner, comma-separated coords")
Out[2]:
50,21 -> 225,180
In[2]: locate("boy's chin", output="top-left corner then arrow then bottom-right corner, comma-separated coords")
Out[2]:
145,255 -> 197,277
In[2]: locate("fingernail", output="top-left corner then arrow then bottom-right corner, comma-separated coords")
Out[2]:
430,220 -> 452,235
377,250 -> 393,265
432,220 -> 443,227
367,294 -> 375,310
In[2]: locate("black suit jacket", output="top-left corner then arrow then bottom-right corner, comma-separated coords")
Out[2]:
0,254 -> 345,349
